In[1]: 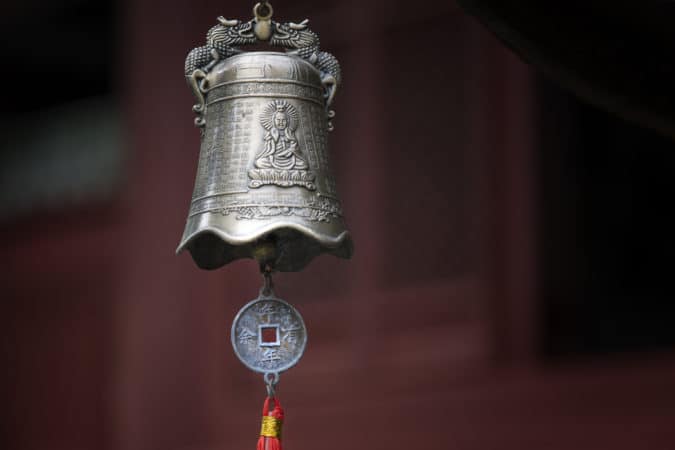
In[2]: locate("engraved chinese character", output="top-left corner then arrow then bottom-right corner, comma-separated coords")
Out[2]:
282,325 -> 301,344
261,348 -> 281,362
238,327 -> 256,344
258,303 -> 278,314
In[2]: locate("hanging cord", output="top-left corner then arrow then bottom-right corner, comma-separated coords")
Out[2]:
258,384 -> 284,450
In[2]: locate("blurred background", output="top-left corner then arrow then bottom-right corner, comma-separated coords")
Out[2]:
3,0 -> 675,449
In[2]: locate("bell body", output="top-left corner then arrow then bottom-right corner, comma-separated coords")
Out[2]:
177,52 -> 352,271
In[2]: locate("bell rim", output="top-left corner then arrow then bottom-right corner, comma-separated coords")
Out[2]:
175,221 -> 353,256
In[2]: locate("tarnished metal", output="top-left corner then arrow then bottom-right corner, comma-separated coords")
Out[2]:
177,11 -> 352,271
231,288 -> 307,374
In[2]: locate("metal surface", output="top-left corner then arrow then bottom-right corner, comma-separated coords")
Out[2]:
231,291 -> 307,374
177,11 -> 352,271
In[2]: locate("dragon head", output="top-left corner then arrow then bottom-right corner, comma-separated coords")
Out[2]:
208,18 -> 256,46
271,19 -> 318,50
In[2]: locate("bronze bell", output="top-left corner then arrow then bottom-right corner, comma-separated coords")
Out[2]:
177,6 -> 353,271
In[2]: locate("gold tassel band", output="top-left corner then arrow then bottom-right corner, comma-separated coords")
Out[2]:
260,416 -> 283,438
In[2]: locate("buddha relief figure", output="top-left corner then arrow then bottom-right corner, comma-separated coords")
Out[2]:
249,100 -> 316,190
255,101 -> 308,170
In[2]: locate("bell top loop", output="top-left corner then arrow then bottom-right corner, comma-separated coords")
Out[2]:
254,2 -> 274,21
253,2 -> 273,40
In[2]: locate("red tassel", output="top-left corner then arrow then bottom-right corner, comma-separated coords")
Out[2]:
258,396 -> 285,450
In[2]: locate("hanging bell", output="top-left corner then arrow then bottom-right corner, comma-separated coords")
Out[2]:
177,3 -> 353,271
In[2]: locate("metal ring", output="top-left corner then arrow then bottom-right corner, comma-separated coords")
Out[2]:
264,371 -> 280,385
264,372 -> 280,397
253,2 -> 274,20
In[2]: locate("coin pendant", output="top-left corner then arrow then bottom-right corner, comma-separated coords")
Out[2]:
231,294 -> 307,374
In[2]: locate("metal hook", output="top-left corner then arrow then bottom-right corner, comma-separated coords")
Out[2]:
264,372 -> 279,397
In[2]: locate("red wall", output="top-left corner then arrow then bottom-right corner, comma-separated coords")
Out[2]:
3,1 -> 675,450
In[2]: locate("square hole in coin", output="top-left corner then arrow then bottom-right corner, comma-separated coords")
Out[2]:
259,325 -> 280,346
